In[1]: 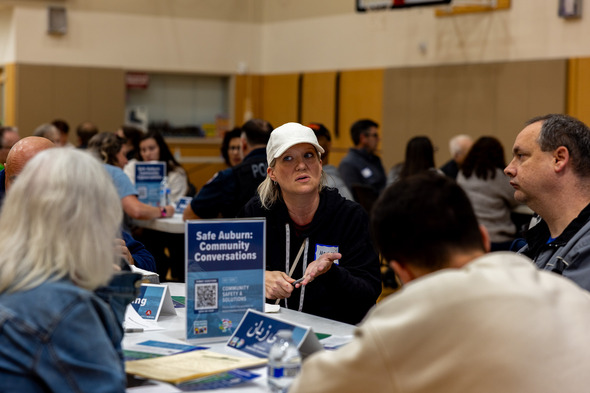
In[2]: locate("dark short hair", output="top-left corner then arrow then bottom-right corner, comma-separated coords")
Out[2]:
350,119 -> 378,145
76,122 -> 99,147
120,125 -> 143,152
371,172 -> 484,270
242,119 -> 273,146
308,122 -> 331,142
527,114 -> 590,178
52,119 -> 70,134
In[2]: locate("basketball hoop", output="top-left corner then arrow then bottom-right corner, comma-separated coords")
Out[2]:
436,0 -> 508,17
357,0 -> 390,12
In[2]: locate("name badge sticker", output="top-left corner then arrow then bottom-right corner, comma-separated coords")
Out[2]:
315,244 -> 340,265
361,167 -> 373,179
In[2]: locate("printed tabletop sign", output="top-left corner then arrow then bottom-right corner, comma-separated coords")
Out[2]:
131,284 -> 176,321
227,309 -> 323,359
135,162 -> 166,207
185,219 -> 266,343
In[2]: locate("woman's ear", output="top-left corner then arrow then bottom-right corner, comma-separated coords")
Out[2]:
267,166 -> 276,182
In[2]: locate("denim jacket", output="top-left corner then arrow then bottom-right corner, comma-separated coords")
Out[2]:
0,275 -> 139,393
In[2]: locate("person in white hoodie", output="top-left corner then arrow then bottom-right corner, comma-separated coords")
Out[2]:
290,172 -> 590,393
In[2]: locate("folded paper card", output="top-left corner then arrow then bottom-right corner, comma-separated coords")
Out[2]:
131,284 -> 176,321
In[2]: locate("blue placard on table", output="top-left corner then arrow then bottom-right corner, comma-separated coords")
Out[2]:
185,219 -> 266,342
227,309 -> 323,359
175,196 -> 193,215
131,284 -> 176,320
135,162 -> 166,206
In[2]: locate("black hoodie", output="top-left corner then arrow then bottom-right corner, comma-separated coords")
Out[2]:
240,188 -> 382,325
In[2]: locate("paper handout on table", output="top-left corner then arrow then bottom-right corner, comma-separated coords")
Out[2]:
125,350 -> 267,384
131,265 -> 160,284
123,340 -> 207,361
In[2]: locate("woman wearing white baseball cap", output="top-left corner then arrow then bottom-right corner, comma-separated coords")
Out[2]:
239,122 -> 382,325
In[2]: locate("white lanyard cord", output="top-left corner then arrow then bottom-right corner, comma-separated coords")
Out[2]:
277,224 -> 308,308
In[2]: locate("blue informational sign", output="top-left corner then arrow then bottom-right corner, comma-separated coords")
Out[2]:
131,284 -> 167,320
227,309 -> 313,358
135,162 -> 166,206
175,196 -> 193,215
185,219 -> 266,342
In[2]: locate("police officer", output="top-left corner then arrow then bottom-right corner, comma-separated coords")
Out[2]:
183,118 -> 273,220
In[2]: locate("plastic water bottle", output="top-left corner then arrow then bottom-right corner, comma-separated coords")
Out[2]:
267,330 -> 302,393
159,176 -> 170,207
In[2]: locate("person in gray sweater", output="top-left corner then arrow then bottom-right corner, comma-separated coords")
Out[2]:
457,136 -> 519,250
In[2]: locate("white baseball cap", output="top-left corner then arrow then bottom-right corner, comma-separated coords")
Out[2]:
266,122 -> 325,165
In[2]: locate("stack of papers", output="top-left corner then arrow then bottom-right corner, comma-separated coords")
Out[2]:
125,350 -> 267,384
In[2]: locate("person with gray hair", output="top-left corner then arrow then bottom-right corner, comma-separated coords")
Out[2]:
440,134 -> 473,179
239,122 -> 381,325
32,123 -> 60,145
0,148 -> 131,391
505,113 -> 590,291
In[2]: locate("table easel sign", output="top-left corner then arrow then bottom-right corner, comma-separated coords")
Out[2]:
227,309 -> 323,359
135,161 -> 166,206
174,196 -> 193,215
131,283 -> 176,321
185,219 -> 266,343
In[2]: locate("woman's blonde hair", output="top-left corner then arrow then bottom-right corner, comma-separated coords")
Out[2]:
0,148 -> 122,294
257,157 -> 327,209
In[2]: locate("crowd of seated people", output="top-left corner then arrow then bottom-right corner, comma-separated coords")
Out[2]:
3,113 -> 590,392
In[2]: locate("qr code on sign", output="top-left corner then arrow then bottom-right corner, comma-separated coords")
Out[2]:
194,279 -> 218,311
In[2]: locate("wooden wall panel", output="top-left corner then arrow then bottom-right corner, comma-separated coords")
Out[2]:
382,60 -> 567,172
88,67 -> 126,133
16,64 -> 54,135
234,74 -> 262,126
494,62 -> 531,143
460,64 -> 497,137
300,71 -> 337,132
14,64 -> 125,139
567,58 -> 590,125
260,73 -> 299,128
52,66 -> 89,144
2,64 -> 17,127
335,69 -> 383,165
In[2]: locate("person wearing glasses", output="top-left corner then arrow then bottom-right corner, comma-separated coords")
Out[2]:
221,127 -> 243,168
338,119 -> 386,203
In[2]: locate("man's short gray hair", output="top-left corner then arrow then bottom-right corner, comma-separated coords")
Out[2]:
449,134 -> 473,157
528,114 -> 590,178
